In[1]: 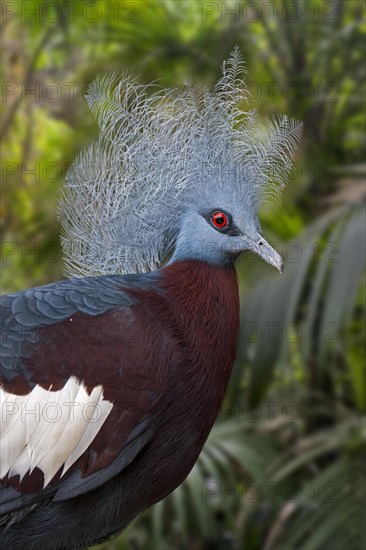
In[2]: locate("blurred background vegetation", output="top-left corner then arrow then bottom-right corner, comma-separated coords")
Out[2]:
1,1 -> 365,549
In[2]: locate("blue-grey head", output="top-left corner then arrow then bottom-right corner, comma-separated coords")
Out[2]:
60,47 -> 302,277
169,165 -> 285,271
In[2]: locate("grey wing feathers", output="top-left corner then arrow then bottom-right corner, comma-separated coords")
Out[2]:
53,416 -> 154,501
0,276 -> 134,379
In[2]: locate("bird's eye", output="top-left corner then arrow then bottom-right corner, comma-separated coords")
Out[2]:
211,211 -> 228,229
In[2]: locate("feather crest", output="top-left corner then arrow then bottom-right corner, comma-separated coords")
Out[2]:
59,48 -> 302,277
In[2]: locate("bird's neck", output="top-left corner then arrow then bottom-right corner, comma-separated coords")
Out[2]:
160,259 -> 240,380
157,259 -> 240,444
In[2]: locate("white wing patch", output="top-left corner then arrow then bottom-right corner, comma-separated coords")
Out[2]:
0,376 -> 113,487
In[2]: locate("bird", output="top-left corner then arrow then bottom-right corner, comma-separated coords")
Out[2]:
0,47 -> 302,549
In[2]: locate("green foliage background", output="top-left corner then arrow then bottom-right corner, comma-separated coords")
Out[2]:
1,1 -> 365,549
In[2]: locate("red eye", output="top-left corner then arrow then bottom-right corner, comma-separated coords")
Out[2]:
211,211 -> 228,228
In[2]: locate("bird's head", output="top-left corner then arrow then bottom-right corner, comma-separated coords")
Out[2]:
171,199 -> 283,272
60,47 -> 301,277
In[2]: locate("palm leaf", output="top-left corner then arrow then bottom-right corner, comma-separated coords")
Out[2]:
268,453 -> 366,550
233,203 -> 365,407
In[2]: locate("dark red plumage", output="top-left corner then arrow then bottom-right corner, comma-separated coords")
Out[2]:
0,260 -> 239,548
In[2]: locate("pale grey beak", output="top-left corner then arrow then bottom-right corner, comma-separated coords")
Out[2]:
239,233 -> 284,272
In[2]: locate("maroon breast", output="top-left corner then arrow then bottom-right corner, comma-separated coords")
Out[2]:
122,259 -> 240,512
160,259 -> 240,410
130,258 -> 240,424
